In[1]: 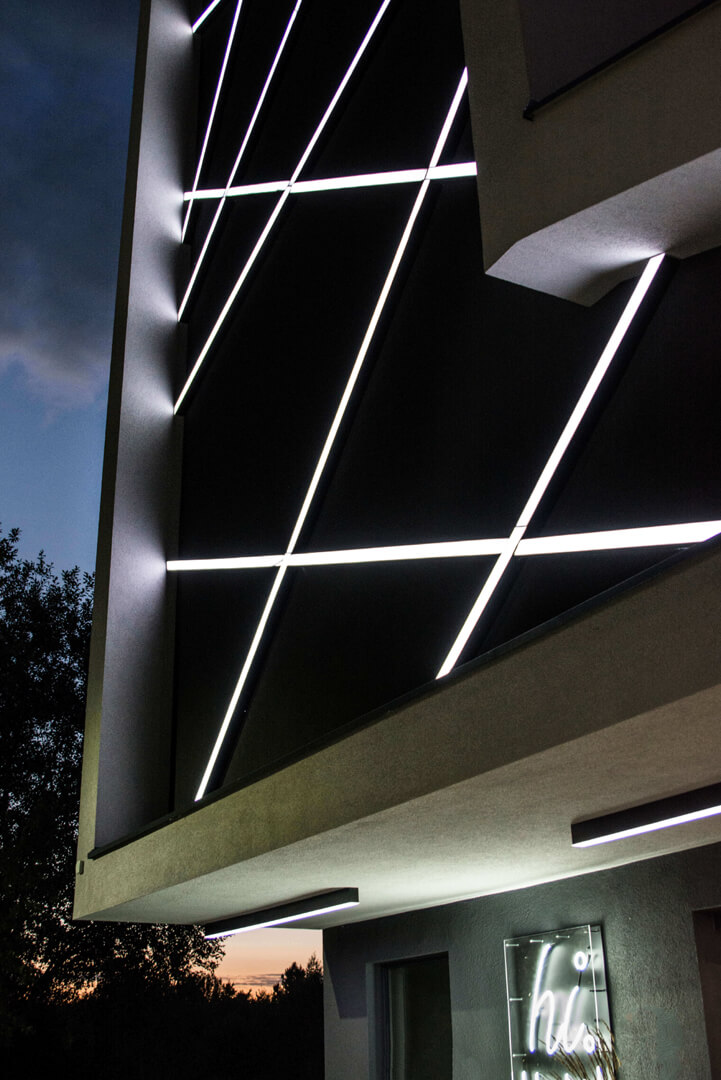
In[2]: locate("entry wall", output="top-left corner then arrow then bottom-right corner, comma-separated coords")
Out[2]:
323,841 -> 721,1079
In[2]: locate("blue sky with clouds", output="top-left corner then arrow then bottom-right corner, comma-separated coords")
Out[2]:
0,0 -> 140,571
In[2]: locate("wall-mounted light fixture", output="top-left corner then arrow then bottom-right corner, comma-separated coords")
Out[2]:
204,888 -> 360,940
572,783 -> 721,847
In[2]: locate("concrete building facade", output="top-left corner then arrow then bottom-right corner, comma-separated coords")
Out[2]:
75,1 -> 721,1076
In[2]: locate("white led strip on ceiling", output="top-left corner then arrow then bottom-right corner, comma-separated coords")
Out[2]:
192,68 -> 470,802
175,0 -> 395,414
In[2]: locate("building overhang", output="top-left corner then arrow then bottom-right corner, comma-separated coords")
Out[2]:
74,540 -> 721,930
460,0 -> 721,303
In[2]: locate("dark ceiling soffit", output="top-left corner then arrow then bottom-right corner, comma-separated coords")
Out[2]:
523,0 -> 718,119
203,888 -> 360,938
571,782 -> 721,846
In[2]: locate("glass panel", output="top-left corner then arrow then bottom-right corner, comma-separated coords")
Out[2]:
504,924 -> 612,1080
222,558 -> 494,787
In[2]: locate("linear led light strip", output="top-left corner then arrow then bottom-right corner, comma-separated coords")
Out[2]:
574,803 -> 721,846
204,889 -> 360,940
183,0 -> 244,243
175,0 -> 394,415
436,253 -> 666,679
205,899 -> 360,939
194,69 -> 469,801
178,1 -> 304,320
185,161 -> 478,201
167,521 -> 721,571
571,782 -> 721,847
192,0 -> 225,34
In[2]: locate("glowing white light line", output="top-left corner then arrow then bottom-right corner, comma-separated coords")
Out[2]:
437,528 -> 524,677
195,563 -> 289,800
205,899 -> 360,939
283,69 -> 468,563
184,161 -> 478,201
437,254 -> 665,678
195,70 -> 469,800
179,1 -> 303,319
517,254 -> 664,530
192,0 -> 225,33
186,181 -> 287,200
176,0 -> 394,415
168,518 -> 720,575
168,537 -> 507,572
183,0 -> 244,243
177,188 -> 292,414
572,802 -> 721,847
168,555 -> 283,571
516,519 -> 721,555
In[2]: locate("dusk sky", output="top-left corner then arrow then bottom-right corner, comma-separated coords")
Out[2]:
2,0 -> 320,991
0,0 -> 139,572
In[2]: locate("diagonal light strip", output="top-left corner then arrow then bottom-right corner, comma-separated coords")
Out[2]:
179,1 -> 304,320
194,69 -> 470,801
436,253 -> 666,678
283,70 -> 469,562
167,520 -> 721,573
175,0 -> 394,415
183,0 -> 244,243
192,0 -> 226,33
185,161 -> 478,201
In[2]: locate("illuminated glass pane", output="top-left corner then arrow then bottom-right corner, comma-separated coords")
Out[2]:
504,925 -> 612,1080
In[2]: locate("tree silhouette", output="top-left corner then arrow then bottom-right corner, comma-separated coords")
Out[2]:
0,526 -> 325,1079
0,526 -> 221,1047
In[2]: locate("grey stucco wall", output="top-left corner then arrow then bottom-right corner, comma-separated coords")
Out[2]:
324,841 -> 721,1079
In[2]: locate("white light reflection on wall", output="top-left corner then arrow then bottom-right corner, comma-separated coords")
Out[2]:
504,925 -> 612,1080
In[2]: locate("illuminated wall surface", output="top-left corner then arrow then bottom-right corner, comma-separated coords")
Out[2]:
171,0 -> 721,812
517,0 -> 716,104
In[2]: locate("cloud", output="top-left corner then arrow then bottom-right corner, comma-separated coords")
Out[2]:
0,0 -> 139,412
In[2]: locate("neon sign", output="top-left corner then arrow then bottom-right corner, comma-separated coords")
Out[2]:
504,925 -> 612,1080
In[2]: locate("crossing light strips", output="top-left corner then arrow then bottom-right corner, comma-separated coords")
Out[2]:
174,5 -> 715,805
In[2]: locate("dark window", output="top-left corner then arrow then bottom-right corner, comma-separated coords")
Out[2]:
693,908 -> 721,1079
383,954 -> 452,1080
